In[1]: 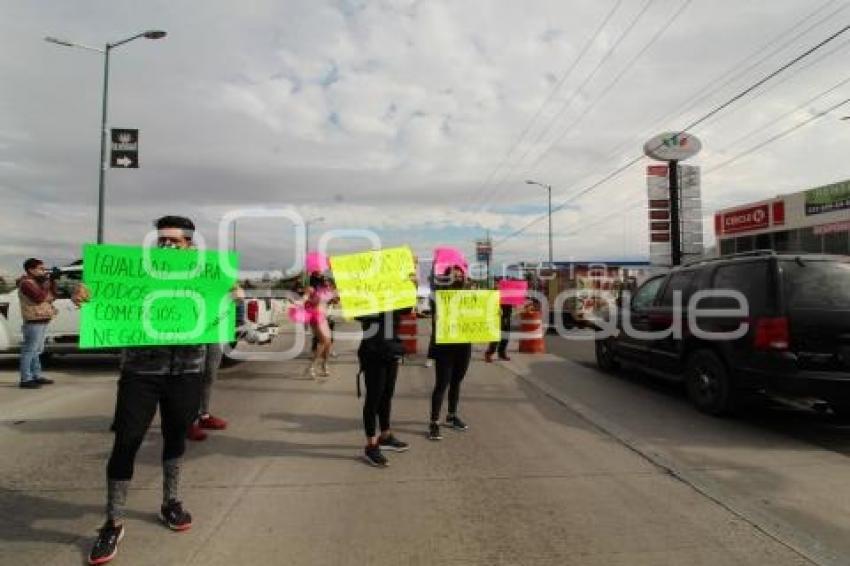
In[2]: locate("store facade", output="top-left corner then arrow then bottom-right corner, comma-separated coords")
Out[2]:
714,179 -> 850,256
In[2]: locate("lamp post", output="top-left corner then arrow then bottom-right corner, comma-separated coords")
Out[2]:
526,180 -> 553,266
45,30 -> 167,244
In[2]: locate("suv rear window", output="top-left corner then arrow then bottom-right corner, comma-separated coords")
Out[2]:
709,261 -> 771,313
782,260 -> 850,309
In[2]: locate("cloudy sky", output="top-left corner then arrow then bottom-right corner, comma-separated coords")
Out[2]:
1,0 -> 849,276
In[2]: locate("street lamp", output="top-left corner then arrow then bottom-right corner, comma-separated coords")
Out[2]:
45,30 -> 167,244
526,180 -> 553,266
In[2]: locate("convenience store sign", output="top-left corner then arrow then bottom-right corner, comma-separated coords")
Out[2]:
806,180 -> 850,216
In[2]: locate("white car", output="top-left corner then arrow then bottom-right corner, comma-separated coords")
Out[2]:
0,263 -> 85,355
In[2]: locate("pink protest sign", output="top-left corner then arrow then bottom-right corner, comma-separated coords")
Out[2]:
433,246 -> 468,276
306,251 -> 329,273
498,279 -> 528,306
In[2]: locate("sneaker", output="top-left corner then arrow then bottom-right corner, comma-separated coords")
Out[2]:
428,422 -> 442,441
36,377 -> 55,385
378,434 -> 409,452
19,380 -> 41,389
187,423 -> 208,442
445,415 -> 469,431
160,499 -> 193,531
484,352 -> 494,363
424,359 -> 433,368
498,354 -> 512,361
198,414 -> 227,430
88,520 -> 124,565
363,445 -> 389,467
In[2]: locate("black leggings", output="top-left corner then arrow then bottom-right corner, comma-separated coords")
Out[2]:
107,372 -> 201,481
361,358 -> 399,438
431,345 -> 471,421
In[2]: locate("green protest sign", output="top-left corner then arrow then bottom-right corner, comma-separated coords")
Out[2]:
435,290 -> 500,344
330,246 -> 417,320
80,244 -> 238,348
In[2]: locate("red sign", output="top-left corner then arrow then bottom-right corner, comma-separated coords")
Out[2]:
772,201 -> 785,226
651,221 -> 669,231
647,165 -> 668,177
649,199 -> 670,209
650,210 -> 670,220
650,232 -> 670,243
719,204 -> 770,235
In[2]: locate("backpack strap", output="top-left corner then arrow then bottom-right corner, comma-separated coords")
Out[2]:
356,367 -> 364,398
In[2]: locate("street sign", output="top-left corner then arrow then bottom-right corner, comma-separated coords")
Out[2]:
110,128 -> 139,168
475,239 -> 492,263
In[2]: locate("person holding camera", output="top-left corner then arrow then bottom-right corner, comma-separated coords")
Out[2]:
357,305 -> 413,467
16,258 -> 59,389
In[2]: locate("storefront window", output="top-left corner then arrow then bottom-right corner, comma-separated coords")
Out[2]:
755,233 -> 771,250
800,228 -> 822,253
736,236 -> 754,252
773,230 -> 790,252
720,239 -> 735,256
823,231 -> 849,255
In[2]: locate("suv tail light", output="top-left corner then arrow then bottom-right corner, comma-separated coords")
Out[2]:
247,300 -> 259,323
754,317 -> 789,351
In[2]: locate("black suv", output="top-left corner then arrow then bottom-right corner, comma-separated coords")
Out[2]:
595,251 -> 850,415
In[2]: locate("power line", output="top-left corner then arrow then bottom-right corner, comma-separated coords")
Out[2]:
475,0 -> 656,212
517,0 -> 694,184
716,73 -> 850,156
550,94 -> 850,245
467,0 -> 624,211
527,0 -> 847,208
493,24 -> 850,245
705,96 -> 850,175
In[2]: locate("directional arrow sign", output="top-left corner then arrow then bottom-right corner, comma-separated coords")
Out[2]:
110,128 -> 139,169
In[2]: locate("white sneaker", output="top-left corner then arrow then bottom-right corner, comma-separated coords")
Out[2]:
424,359 -> 433,368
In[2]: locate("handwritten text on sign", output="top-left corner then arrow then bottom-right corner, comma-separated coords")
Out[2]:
435,290 -> 500,344
80,244 -> 238,348
330,246 -> 417,319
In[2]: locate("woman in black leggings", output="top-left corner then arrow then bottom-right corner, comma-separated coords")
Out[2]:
357,308 -> 411,467
428,265 -> 472,441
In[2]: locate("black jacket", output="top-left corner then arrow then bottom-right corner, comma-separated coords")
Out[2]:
357,309 -> 408,363
121,345 -> 208,376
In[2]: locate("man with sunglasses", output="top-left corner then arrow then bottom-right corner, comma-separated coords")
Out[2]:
89,216 -> 208,565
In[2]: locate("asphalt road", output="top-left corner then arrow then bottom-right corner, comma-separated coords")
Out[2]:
0,325 -> 843,565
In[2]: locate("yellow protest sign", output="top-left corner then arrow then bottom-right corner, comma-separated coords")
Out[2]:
330,246 -> 417,319
435,290 -> 501,344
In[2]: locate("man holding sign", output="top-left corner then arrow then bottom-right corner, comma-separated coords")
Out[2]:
87,216 -> 236,566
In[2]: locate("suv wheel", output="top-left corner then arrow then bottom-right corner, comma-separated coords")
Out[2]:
686,350 -> 733,415
595,338 -> 619,372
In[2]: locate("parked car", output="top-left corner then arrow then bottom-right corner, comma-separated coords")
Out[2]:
594,251 -> 850,416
